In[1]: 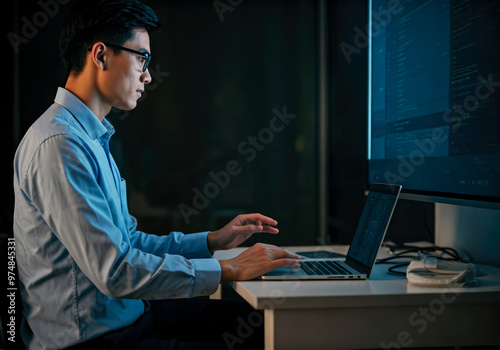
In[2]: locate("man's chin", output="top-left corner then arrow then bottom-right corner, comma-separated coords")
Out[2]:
114,102 -> 137,111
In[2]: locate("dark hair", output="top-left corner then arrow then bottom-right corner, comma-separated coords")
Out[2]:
60,0 -> 160,78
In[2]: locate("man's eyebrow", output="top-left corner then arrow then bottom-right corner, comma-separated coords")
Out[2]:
139,48 -> 151,55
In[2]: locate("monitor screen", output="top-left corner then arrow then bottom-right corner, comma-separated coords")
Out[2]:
367,0 -> 500,205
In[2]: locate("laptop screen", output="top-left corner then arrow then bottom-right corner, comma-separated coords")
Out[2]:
346,183 -> 401,274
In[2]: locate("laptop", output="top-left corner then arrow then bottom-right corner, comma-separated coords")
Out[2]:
261,183 -> 402,280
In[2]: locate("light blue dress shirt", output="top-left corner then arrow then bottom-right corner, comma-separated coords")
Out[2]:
13,88 -> 221,350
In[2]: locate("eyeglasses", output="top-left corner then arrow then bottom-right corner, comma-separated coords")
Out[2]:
88,42 -> 151,72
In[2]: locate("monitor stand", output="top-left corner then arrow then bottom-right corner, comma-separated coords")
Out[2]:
435,203 -> 500,267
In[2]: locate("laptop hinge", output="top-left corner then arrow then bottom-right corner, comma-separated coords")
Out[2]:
346,256 -> 372,277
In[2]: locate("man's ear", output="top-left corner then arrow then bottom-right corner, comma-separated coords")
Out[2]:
89,42 -> 107,71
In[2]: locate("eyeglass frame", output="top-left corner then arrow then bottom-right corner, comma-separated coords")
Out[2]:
87,42 -> 151,72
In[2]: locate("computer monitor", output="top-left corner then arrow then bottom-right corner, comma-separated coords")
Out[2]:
367,0 -> 500,265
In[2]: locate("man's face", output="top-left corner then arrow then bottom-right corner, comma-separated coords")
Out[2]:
99,28 -> 152,111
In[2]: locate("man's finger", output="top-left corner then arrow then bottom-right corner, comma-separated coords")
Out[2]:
233,224 -> 279,235
261,224 -> 279,234
270,257 -> 301,269
233,224 -> 262,235
270,248 -> 301,260
241,213 -> 278,227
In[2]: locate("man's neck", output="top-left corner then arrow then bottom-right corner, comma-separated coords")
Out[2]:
65,74 -> 111,121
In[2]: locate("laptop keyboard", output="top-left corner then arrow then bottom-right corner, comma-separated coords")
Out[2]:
301,260 -> 351,276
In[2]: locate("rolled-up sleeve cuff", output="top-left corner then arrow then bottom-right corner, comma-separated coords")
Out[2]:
190,258 -> 221,296
181,231 -> 212,258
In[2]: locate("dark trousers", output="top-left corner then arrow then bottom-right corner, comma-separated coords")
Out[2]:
67,298 -> 264,350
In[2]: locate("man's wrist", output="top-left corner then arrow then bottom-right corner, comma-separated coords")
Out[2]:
219,260 -> 236,283
207,231 -> 219,254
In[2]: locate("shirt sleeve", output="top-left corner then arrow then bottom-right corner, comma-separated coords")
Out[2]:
21,134 -> 221,299
126,215 -> 214,259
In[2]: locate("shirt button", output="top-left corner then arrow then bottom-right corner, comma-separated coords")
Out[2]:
201,290 -> 209,295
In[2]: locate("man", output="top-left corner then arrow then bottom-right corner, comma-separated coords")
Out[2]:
13,1 -> 301,349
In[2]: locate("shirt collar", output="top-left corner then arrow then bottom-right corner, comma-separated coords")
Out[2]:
54,87 -> 115,142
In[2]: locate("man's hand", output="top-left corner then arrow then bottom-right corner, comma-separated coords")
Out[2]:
207,213 -> 279,252
219,243 -> 301,282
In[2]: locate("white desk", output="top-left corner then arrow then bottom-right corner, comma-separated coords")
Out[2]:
214,246 -> 500,350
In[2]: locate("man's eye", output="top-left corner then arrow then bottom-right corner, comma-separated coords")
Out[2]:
138,56 -> 145,62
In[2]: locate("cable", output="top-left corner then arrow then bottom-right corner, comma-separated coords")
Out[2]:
377,243 -> 469,277
388,263 -> 411,276
382,242 -> 466,261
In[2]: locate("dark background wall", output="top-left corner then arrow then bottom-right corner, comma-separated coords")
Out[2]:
3,0 -> 433,248
327,1 -> 434,244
